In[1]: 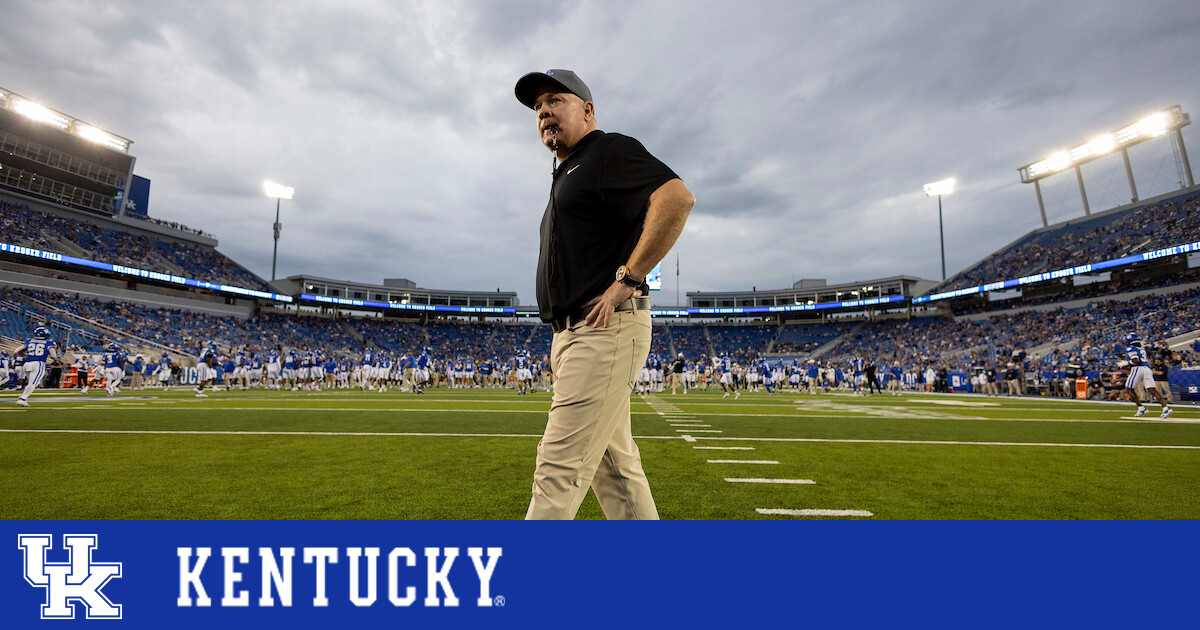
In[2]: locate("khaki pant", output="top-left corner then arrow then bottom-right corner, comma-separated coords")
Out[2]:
526,310 -> 658,520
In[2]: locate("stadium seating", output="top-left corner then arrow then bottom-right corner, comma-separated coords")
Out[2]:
1,200 -> 272,292
3,280 -> 1198,396
933,193 -> 1200,294
668,324 -> 710,360
774,322 -> 850,353
707,324 -> 778,363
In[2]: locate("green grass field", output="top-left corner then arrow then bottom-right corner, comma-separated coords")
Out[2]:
3,386 -> 1198,520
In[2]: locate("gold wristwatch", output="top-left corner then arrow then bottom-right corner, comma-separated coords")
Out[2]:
615,265 -> 643,288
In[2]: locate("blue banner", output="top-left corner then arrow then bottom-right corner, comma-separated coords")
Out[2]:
300,294 -> 514,314
913,240 -> 1200,304
689,294 -> 906,316
0,242 -> 292,303
1,521 -> 1194,628
126,176 -> 151,218
1169,367 -> 1200,400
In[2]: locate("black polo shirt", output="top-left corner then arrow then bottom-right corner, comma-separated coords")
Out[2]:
536,130 -> 678,323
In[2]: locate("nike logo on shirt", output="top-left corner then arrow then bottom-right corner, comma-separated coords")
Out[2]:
567,165 -> 581,175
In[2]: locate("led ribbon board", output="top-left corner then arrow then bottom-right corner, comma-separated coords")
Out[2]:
912,240 -> 1200,304
688,294 -> 906,315
0,241 -> 293,303
301,293 -> 515,314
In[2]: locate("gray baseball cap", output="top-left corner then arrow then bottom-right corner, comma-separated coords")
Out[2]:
514,69 -> 593,109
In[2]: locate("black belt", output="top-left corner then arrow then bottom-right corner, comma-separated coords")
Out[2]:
550,296 -> 651,333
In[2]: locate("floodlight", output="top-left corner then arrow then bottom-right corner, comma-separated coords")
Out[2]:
923,178 -> 955,197
1116,123 -> 1141,145
74,124 -> 130,152
1138,112 -> 1168,138
263,181 -> 294,200
264,181 -> 295,281
1089,134 -> 1116,156
1047,152 -> 1071,172
1018,105 -> 1193,229
12,98 -> 70,130
923,178 -> 955,281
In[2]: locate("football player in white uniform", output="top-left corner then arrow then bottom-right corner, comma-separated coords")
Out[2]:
157,352 -> 173,390
1121,333 -> 1172,419
715,353 -> 740,399
101,343 -> 125,396
0,351 -> 11,390
512,350 -> 533,395
196,341 -> 217,397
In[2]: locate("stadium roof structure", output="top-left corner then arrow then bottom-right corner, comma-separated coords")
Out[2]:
0,86 -> 132,154
687,275 -> 936,317
0,87 -> 137,218
1018,105 -> 1193,227
276,274 -> 518,316
916,184 -> 1200,306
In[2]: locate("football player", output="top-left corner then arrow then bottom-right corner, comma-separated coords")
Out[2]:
157,351 -> 173,391
102,342 -> 125,396
14,326 -> 57,407
196,341 -> 216,397
1121,333 -> 1172,419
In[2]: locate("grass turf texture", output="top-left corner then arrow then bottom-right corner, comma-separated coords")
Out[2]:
2,388 -> 1198,519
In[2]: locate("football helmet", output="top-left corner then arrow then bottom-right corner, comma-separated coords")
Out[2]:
1124,332 -> 1142,347
33,326 -> 50,339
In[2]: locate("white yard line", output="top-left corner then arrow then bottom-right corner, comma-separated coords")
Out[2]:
726,478 -> 815,484
693,446 -> 755,450
707,459 -> 780,464
757,508 -> 872,517
3,430 -> 1195,451
692,436 -> 1200,450
24,406 -> 546,414
0,428 -> 545,438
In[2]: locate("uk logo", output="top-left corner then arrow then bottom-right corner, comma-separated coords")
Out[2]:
18,534 -> 123,620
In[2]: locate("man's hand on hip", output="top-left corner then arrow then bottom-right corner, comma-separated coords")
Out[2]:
582,282 -> 639,329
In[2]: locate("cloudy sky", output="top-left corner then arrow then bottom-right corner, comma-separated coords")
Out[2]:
3,0 -> 1198,306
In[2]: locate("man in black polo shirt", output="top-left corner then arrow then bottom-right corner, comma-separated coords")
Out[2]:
515,69 -> 695,519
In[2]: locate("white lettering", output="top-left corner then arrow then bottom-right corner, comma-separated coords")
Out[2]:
347,547 -> 379,607
221,547 -> 250,607
172,544 -> 500,609
424,547 -> 459,607
468,547 -> 503,606
259,547 -> 295,607
177,547 -> 212,607
388,548 -> 417,607
303,548 -> 338,607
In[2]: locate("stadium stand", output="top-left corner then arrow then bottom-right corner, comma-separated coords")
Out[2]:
707,324 -> 778,363
933,191 -> 1200,294
668,323 -> 710,360
774,322 -> 851,353
1,199 -> 271,292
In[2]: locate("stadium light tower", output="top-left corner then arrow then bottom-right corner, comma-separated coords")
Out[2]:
263,181 -> 294,282
923,177 -> 955,281
1018,105 -> 1192,227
